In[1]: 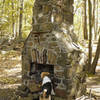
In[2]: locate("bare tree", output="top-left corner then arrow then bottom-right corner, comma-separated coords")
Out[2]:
83,0 -> 88,40
92,0 -> 96,40
19,0 -> 24,39
89,28 -> 100,74
2,0 -> 5,14
95,0 -> 99,39
88,0 -> 92,70
12,0 -> 15,38
15,0 -> 20,38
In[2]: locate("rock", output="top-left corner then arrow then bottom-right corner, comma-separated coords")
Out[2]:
55,88 -> 67,98
43,5 -> 52,14
75,95 -> 96,100
32,23 -> 53,33
52,95 -> 66,100
55,14 -> 63,24
27,80 -> 41,92
40,23 -> 53,32
16,85 -> 30,97
48,50 -> 57,64
17,84 -> 28,91
18,97 -> 33,100
64,67 -> 75,78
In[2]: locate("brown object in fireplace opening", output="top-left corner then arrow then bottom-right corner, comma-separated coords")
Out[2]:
29,62 -> 54,77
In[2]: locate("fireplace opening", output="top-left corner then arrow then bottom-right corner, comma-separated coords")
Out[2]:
29,62 -> 54,83
30,62 -> 54,74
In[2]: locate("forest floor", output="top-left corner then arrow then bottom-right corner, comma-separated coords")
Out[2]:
0,40 -> 100,100
0,40 -> 23,100
85,41 -> 100,100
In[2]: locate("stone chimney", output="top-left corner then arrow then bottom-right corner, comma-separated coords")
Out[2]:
16,0 -> 87,100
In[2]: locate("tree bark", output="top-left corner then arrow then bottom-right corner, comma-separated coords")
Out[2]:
88,0 -> 92,70
12,0 -> 15,38
89,28 -> 100,74
95,0 -> 98,40
2,0 -> 5,14
92,0 -> 96,40
83,0 -> 88,40
19,0 -> 24,39
15,0 -> 20,38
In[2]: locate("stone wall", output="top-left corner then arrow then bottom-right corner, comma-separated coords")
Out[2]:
15,0 -> 88,100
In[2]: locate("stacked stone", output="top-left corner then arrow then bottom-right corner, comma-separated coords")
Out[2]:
18,0 -> 88,100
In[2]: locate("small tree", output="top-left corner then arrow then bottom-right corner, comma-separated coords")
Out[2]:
95,0 -> 99,39
19,0 -> 24,39
83,0 -> 88,40
89,28 -> 100,74
88,0 -> 92,70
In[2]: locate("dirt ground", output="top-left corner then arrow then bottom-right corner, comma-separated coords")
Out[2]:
0,50 -> 22,100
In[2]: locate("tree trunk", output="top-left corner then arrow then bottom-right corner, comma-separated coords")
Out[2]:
2,0 -> 5,14
88,0 -> 92,70
95,0 -> 98,40
12,0 -> 15,38
83,0 -> 88,40
92,0 -> 96,40
89,28 -> 100,74
15,0 -> 20,38
19,0 -> 24,39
